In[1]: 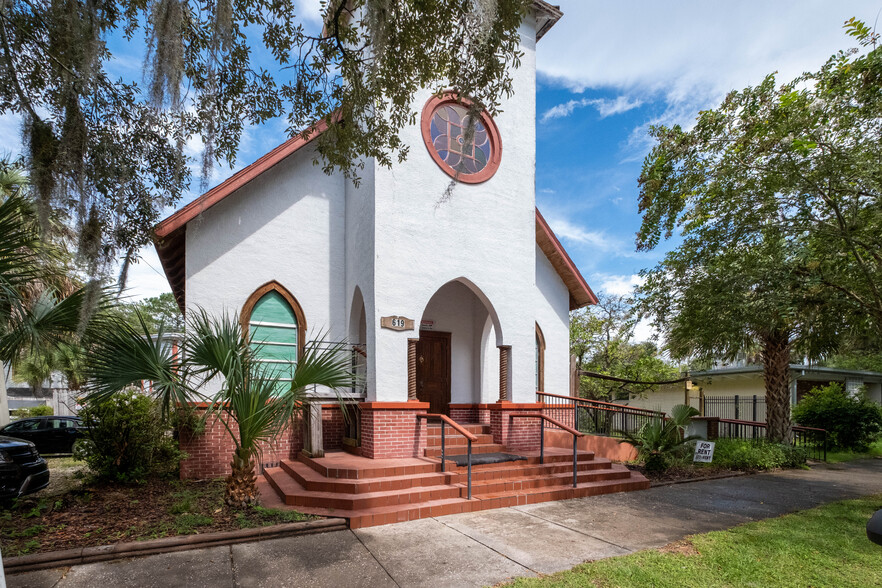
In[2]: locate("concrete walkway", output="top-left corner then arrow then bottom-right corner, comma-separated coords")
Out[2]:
9,459 -> 882,588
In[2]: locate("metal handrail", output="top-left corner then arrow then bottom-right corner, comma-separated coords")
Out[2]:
510,414 -> 584,488
417,413 -> 476,499
537,391 -> 665,417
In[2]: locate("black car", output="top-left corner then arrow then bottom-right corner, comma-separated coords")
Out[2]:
0,416 -> 84,454
0,436 -> 50,499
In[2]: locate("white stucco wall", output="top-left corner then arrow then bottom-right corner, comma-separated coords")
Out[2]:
369,16 -> 540,403
186,144 -> 348,393
535,243 -> 571,396
181,13 -> 575,407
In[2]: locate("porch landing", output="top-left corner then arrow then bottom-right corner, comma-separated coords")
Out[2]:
261,423 -> 649,528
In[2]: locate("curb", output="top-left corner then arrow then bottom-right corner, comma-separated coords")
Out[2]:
4,517 -> 348,575
649,470 -> 752,487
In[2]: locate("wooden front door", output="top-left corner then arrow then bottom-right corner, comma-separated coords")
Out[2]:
416,331 -> 451,415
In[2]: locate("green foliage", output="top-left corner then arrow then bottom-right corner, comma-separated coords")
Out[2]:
506,495 -> 882,588
74,390 -> 184,483
0,0 -> 530,284
710,439 -> 807,470
84,307 -> 357,502
10,405 -> 52,418
618,404 -> 700,471
114,293 -> 184,334
570,295 -> 678,400
792,383 -> 882,451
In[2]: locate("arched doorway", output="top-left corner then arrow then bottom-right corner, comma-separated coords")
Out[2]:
416,279 -> 503,415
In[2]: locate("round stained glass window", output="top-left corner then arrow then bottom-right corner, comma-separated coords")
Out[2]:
421,94 -> 501,183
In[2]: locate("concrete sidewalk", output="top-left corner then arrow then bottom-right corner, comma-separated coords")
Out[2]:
10,459 -> 882,588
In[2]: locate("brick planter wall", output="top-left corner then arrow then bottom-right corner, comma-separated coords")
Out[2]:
359,402 -> 429,459
178,404 -> 345,479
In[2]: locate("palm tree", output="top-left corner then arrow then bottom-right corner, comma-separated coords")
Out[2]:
85,310 -> 356,506
0,163 -> 109,425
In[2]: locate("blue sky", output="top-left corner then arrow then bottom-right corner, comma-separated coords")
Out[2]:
2,0 -> 879,319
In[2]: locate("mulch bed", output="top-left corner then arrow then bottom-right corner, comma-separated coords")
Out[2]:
625,463 -> 749,484
0,476 -> 313,558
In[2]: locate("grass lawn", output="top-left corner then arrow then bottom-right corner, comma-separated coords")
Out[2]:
826,440 -> 882,464
0,462 -> 313,557
505,494 -> 882,588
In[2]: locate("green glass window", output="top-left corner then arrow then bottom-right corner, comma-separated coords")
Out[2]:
248,291 -> 298,383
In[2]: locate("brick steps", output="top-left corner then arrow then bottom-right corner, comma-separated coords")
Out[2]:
265,467 -> 464,510
281,459 -> 454,493
260,472 -> 649,530
426,433 -> 495,447
426,423 -> 489,436
467,464 -> 634,494
424,443 -> 507,458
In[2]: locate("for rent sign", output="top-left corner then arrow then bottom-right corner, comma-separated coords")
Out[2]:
693,440 -> 715,463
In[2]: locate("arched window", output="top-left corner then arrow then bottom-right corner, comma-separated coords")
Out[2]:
241,282 -> 306,384
535,323 -> 546,392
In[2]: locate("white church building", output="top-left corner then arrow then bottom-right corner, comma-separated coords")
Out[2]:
155,2 -> 648,524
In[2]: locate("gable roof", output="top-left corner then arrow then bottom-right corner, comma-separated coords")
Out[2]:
154,135 -> 596,313
535,209 -> 598,310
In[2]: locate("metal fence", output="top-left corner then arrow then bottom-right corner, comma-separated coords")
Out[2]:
703,394 -> 766,422
537,391 -> 665,439
716,418 -> 827,461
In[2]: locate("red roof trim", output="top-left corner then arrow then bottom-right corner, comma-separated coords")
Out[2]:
535,208 -> 598,308
155,120 -> 329,238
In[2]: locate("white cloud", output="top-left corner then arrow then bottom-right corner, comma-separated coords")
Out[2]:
538,1 -> 876,119
541,95 -> 642,122
296,0 -> 325,23
546,215 -> 617,252
593,273 -> 645,297
0,113 -> 23,159
119,246 -> 173,301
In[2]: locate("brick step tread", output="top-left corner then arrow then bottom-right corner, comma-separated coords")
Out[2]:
425,434 -> 495,447
442,450 -> 597,470
424,444 -> 507,457
298,454 -> 440,479
426,423 -> 490,435
460,459 -> 616,481
265,468 -> 464,510
281,459 -> 451,493
469,467 -> 634,494
300,475 -> 651,529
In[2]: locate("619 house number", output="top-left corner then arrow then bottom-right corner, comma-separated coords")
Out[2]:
380,316 -> 414,331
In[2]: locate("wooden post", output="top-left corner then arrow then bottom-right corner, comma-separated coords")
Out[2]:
570,355 -> 578,397
301,402 -> 324,458
408,338 -> 418,401
498,345 -> 511,402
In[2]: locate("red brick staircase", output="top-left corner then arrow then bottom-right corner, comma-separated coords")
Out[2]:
261,423 -> 649,528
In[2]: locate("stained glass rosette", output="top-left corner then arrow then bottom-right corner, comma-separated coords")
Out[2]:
428,104 -> 492,176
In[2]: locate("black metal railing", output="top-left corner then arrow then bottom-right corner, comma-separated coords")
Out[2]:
703,395 -> 766,422
537,391 -> 666,439
716,418 -> 827,461
510,414 -> 584,488
417,414 -> 476,499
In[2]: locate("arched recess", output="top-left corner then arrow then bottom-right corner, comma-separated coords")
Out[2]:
348,286 -> 367,348
535,322 -> 546,392
240,280 -> 307,359
417,277 -> 505,409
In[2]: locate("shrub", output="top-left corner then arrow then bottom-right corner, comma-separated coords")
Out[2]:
619,404 -> 700,471
74,390 -> 184,482
711,439 -> 807,470
11,405 -> 53,418
792,383 -> 882,451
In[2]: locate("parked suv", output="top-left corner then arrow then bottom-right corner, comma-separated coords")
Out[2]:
0,436 -> 50,499
0,416 -> 84,454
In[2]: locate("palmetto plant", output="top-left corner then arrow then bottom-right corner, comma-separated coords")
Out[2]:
85,309 -> 356,506
618,404 -> 701,471
0,164 -> 108,372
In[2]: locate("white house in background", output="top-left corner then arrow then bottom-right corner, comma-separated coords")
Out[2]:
153,1 -> 597,459
627,364 -> 882,418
